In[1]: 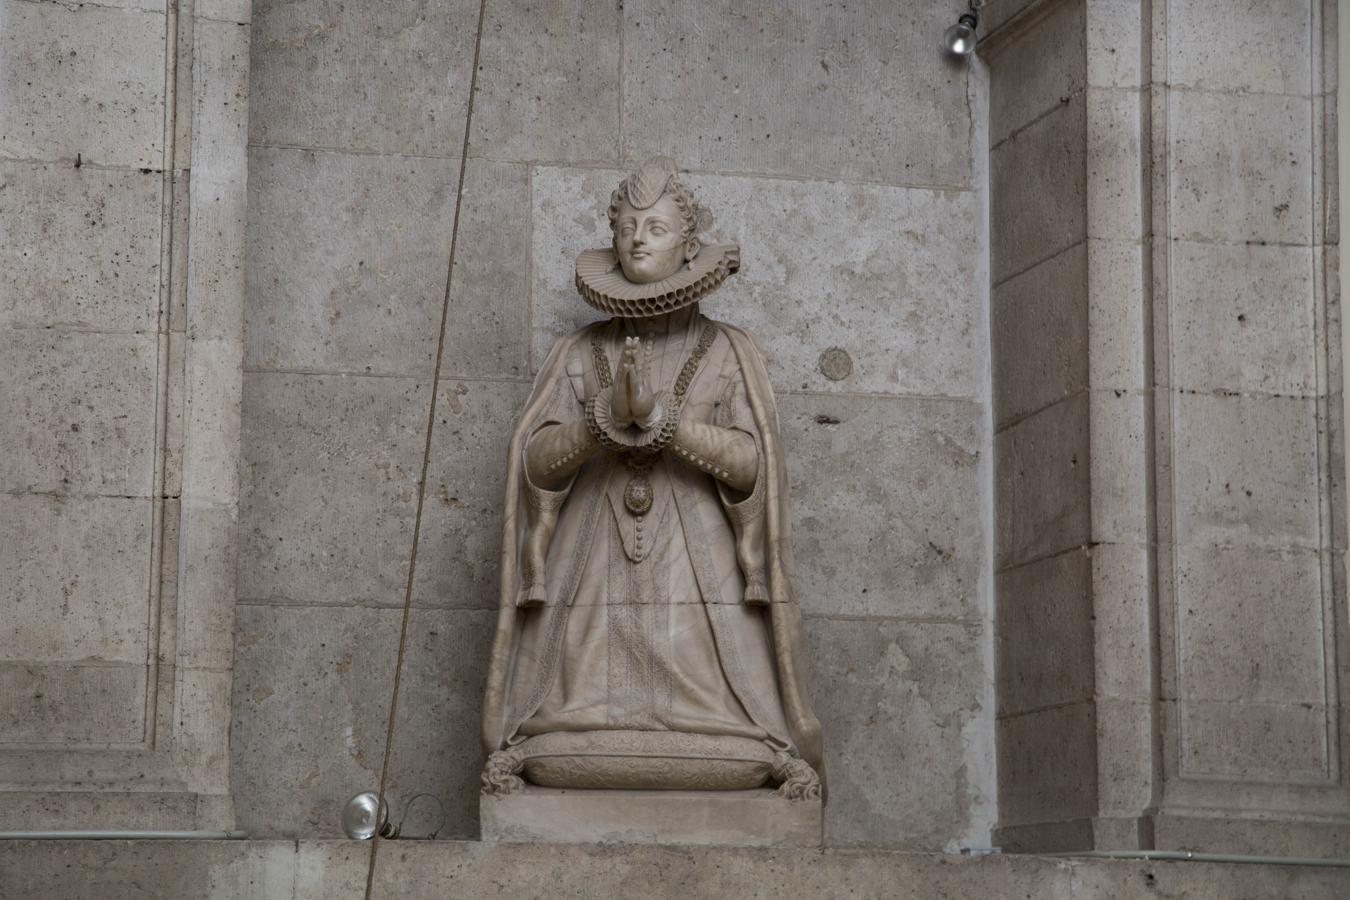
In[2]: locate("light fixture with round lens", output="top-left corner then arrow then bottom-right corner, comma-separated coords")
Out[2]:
943,12 -> 980,56
341,791 -> 399,841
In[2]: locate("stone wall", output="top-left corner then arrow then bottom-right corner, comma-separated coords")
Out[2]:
0,0 -> 249,828
4,839 -> 1349,900
1148,0 -> 1348,852
986,0 -> 1152,850
233,0 -> 996,849
987,0 -> 1350,853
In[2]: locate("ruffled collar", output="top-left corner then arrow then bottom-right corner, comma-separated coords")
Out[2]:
574,243 -> 740,318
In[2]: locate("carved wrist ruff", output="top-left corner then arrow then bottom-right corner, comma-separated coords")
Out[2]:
584,385 -> 680,457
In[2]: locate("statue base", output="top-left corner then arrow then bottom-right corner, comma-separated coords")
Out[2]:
480,787 -> 822,848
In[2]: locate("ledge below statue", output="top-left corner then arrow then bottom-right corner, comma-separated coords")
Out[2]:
481,786 -> 823,848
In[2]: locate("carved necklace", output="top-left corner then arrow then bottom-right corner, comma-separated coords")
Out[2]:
590,321 -> 718,515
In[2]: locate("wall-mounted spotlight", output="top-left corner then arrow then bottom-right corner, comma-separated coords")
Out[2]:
341,791 -> 446,841
943,1 -> 985,57
342,791 -> 398,840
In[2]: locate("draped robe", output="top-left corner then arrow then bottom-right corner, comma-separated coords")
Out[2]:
481,304 -> 824,785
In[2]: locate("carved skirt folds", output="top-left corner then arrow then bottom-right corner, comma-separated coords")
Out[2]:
516,458 -> 788,745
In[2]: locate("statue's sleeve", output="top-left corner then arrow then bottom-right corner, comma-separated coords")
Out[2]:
516,347 -> 594,607
713,345 -> 771,605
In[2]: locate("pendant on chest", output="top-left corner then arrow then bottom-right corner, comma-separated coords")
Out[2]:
606,461 -> 670,563
623,470 -> 654,515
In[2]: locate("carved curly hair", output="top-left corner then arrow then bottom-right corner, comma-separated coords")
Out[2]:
607,177 -> 704,245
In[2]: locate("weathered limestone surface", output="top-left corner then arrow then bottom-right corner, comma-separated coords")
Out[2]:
238,373 -> 428,608
622,1 -> 973,187
481,789 -> 823,848
987,0 -> 1350,854
530,167 -> 985,398
247,0 -> 477,156
0,0 -> 250,826
0,162 -> 163,331
238,0 -> 994,849
1,840 -> 1347,900
244,148 -> 457,377
0,1 -> 167,168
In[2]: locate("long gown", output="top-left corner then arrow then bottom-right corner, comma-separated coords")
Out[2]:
506,304 -> 794,752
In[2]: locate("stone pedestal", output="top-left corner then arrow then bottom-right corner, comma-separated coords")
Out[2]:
480,787 -> 823,848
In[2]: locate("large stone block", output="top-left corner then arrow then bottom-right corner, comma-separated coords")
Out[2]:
8,839 -> 1350,900
181,335 -> 245,508
173,667 -> 234,793
0,330 -> 158,496
0,662 -> 146,744
1090,542 -> 1152,702
1173,698 -> 1329,782
1086,238 -> 1146,392
438,159 -> 532,380
979,0 -> 1041,36
997,700 -> 1097,826
622,0 -> 973,188
1150,813 -> 1350,859
0,791 -> 198,831
198,0 -> 251,21
468,0 -> 621,164
238,372 -> 427,607
987,0 -> 1086,144
244,147 -> 456,376
1085,88 -> 1143,242
294,842 -> 370,900
781,394 -> 984,621
185,17 -> 251,342
481,788 -> 822,848
995,392 -> 1091,569
531,166 -> 984,398
1173,545 -> 1326,705
1170,393 -> 1320,548
412,379 -> 528,610
0,840 -> 297,900
806,617 -> 990,849
37,0 -> 167,8
0,0 -> 166,167
176,502 -> 241,671
385,837 -> 1078,898
1167,0 -> 1314,95
377,608 -> 496,840
230,605 -> 399,837
1088,389 -> 1148,544
995,548 -> 1094,718
1168,242 -> 1317,396
0,162 -> 162,331
1168,91 -> 1313,245
247,0 -> 478,155
1093,697 -> 1154,815
527,166 -> 613,363
1078,857 -> 1350,898
0,493 -> 151,664
1321,84 -> 1339,242
370,841 -> 1077,899
1086,0 -> 1144,90
991,93 -> 1087,284
992,242 -> 1088,428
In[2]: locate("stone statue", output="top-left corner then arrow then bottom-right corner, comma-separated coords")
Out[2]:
480,157 -> 823,804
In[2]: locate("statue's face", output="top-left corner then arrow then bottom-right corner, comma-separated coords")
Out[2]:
614,193 -> 695,284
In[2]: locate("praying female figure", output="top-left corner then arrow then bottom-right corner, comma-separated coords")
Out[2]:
480,157 -> 823,800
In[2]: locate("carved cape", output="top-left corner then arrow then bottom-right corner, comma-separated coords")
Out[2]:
480,319 -> 824,788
